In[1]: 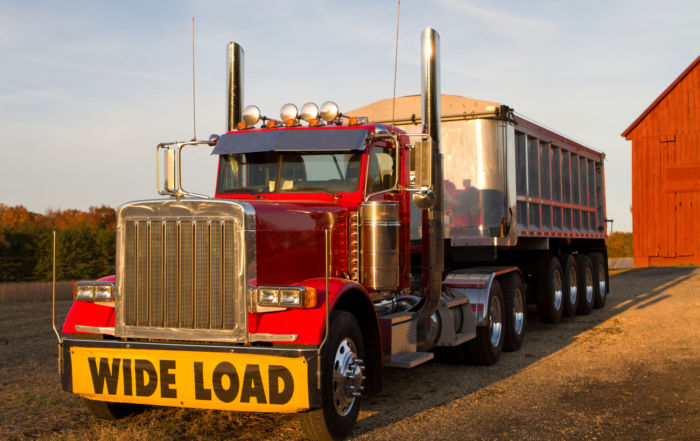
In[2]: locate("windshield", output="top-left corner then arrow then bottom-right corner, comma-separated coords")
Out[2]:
217,151 -> 363,194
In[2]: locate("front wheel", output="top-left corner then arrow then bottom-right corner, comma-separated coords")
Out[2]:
83,398 -> 147,420
299,311 -> 365,441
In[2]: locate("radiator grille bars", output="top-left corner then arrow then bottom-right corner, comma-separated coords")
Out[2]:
122,218 -> 238,331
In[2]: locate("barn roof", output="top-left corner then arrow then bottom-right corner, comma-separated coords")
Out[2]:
622,54 -> 700,138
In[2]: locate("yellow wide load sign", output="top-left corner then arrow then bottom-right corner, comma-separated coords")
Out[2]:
70,347 -> 310,413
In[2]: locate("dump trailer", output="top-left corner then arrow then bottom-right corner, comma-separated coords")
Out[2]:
54,28 -> 608,440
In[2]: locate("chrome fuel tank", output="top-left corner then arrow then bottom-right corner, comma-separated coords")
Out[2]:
359,201 -> 400,291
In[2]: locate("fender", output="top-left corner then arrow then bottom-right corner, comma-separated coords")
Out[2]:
61,275 -> 116,334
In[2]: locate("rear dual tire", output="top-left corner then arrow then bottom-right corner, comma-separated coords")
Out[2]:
536,257 -> 564,324
501,273 -> 526,352
590,252 -> 608,309
576,254 -> 595,315
560,254 -> 579,318
466,280 -> 505,365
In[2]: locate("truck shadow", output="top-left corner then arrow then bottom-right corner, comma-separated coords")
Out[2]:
351,266 -> 698,437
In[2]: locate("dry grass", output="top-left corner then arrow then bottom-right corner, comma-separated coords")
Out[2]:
0,281 -> 73,303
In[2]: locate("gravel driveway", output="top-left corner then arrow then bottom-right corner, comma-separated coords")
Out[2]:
1,267 -> 698,440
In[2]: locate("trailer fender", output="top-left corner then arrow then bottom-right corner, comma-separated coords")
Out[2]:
443,267 -> 521,326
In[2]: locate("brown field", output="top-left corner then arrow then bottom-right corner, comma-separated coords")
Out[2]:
0,281 -> 74,303
1,268 -> 698,440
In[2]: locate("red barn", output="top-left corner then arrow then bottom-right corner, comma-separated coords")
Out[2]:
622,55 -> 700,267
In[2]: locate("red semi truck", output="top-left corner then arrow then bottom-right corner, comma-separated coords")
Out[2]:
55,28 -> 609,440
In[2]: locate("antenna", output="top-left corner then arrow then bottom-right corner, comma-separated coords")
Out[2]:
191,17 -> 197,141
391,0 -> 401,124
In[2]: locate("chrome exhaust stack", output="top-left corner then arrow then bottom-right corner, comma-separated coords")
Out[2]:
417,27 -> 444,345
226,42 -> 244,131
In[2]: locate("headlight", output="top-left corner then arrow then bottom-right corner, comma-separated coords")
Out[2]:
74,281 -> 114,301
256,286 -> 316,308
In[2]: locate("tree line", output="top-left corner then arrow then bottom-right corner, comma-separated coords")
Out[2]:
0,204 -> 116,282
0,203 -> 634,283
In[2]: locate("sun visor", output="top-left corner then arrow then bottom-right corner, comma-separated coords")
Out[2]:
213,128 -> 370,155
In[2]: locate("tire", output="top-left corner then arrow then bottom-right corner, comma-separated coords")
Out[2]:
536,257 -> 564,324
466,280 -> 505,365
576,254 -> 594,315
83,398 -> 147,420
590,253 -> 608,309
298,311 -> 365,441
560,254 -> 579,318
501,272 -> 526,352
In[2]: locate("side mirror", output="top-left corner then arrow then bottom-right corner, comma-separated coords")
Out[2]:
410,139 -> 432,188
164,149 -> 176,192
409,138 -> 436,209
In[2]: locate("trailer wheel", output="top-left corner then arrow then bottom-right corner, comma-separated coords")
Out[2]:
560,255 -> 579,317
501,272 -> 526,352
299,311 -> 364,441
590,253 -> 608,309
83,398 -> 147,420
467,280 -> 504,365
576,254 -> 594,315
536,257 -> 564,324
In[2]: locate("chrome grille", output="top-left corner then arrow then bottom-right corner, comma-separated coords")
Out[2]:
115,200 -> 253,343
123,218 -> 239,330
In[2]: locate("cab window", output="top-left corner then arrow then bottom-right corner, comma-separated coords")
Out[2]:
366,146 -> 396,194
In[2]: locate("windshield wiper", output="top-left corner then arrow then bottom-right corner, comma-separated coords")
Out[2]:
286,187 -> 342,199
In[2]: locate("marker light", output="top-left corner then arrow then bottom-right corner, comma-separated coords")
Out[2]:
320,101 -> 340,122
280,103 -> 299,124
242,105 -> 261,126
300,102 -> 319,122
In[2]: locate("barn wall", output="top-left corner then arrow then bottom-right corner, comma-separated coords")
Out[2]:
628,61 -> 700,267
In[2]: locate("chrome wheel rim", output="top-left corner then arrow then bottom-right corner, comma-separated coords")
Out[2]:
489,295 -> 503,347
553,270 -> 563,310
569,266 -> 578,305
332,338 -> 364,416
513,287 -> 525,335
598,265 -> 606,299
585,267 -> 594,303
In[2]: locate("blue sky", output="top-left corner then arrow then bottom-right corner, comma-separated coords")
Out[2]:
1,0 -> 699,232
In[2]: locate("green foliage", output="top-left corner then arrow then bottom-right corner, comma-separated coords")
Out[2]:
0,204 -> 116,282
607,232 -> 633,258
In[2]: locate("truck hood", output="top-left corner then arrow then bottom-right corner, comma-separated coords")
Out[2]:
245,200 -> 350,286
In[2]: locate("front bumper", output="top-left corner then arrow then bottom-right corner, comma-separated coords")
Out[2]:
60,338 -> 321,413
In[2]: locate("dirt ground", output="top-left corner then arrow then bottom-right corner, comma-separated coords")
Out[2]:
0,267 -> 698,440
